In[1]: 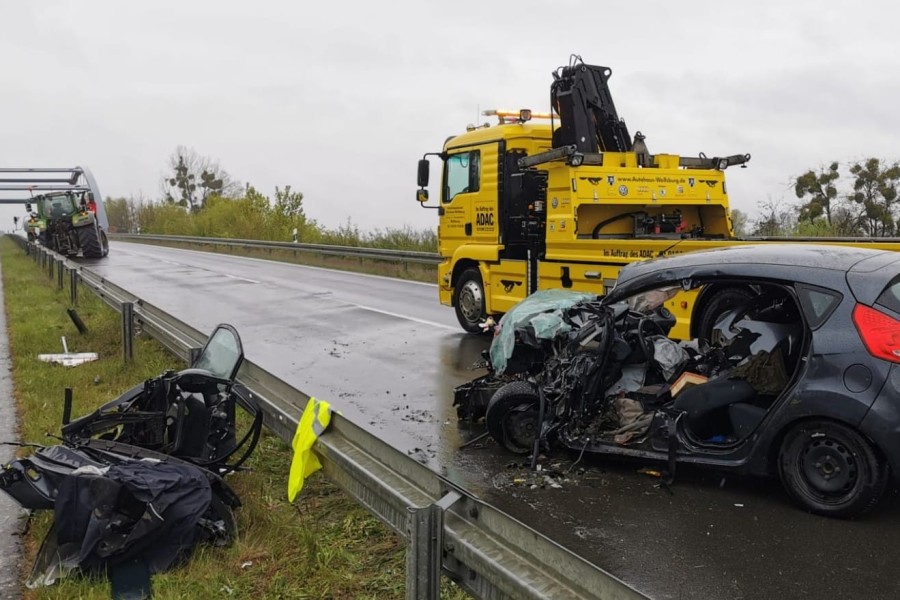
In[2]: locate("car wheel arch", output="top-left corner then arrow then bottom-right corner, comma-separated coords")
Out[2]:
761,415 -> 884,477
451,259 -> 481,290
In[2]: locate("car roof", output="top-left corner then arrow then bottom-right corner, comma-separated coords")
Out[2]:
606,244 -> 899,303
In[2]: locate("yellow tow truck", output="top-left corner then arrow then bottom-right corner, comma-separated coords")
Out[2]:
415,56 -> 900,338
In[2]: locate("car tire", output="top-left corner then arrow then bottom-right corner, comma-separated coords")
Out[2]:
778,420 -> 889,518
454,267 -> 487,334
485,381 -> 540,455
696,286 -> 755,342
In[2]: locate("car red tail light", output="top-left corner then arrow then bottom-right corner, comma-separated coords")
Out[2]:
853,304 -> 900,363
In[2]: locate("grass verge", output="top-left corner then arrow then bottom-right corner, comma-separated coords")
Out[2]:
1,238 -> 466,600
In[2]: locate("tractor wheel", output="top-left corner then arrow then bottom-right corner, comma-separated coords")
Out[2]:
78,224 -> 104,258
100,230 -> 110,257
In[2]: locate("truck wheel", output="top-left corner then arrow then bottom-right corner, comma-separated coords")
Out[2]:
454,268 -> 487,333
486,381 -> 540,454
778,420 -> 888,518
695,286 -> 754,343
78,224 -> 104,258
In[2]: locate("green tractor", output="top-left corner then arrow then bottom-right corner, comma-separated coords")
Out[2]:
26,191 -> 109,258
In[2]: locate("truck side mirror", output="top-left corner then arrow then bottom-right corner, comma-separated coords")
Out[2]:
416,188 -> 429,203
417,159 -> 430,187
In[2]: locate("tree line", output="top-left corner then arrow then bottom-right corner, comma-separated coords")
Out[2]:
106,147 -> 899,247
734,157 -> 900,238
103,147 -> 437,252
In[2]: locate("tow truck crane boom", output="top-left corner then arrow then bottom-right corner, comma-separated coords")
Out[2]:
550,56 -> 632,154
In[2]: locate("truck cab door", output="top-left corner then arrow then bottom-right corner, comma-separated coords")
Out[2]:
439,145 -> 500,254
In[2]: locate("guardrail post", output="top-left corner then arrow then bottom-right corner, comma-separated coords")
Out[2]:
122,302 -> 134,362
406,491 -> 461,600
57,259 -> 64,290
69,268 -> 78,305
48,255 -> 55,279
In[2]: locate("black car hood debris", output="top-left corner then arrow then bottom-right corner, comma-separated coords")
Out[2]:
0,324 -> 258,594
26,441 -> 239,590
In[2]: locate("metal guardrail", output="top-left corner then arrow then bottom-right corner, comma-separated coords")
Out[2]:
110,232 -> 442,267
9,235 -> 648,600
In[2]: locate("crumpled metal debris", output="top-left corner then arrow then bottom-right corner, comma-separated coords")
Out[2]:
490,289 -> 596,374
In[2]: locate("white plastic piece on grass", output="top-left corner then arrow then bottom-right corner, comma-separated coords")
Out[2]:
38,336 -> 98,367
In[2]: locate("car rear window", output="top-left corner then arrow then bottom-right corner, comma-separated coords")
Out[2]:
876,275 -> 900,314
796,284 -> 842,329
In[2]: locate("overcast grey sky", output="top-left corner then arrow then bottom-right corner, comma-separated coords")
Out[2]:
1,1 -> 898,233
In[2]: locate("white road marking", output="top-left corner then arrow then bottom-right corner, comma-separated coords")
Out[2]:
355,304 -> 457,330
225,274 -> 261,284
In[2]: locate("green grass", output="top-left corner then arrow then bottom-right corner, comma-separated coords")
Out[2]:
1,238 -> 466,600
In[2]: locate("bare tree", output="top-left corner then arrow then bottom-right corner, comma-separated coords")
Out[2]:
161,146 -> 240,211
730,208 -> 749,237
751,196 -> 797,237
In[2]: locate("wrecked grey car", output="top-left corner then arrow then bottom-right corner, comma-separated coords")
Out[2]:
0,324 -> 261,590
455,245 -> 900,518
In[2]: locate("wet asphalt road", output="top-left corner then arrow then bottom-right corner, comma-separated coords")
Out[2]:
81,241 -> 900,599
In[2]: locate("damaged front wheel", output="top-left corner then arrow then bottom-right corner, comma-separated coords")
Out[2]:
486,381 -> 540,454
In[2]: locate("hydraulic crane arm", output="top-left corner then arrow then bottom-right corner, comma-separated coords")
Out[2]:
550,56 -> 633,154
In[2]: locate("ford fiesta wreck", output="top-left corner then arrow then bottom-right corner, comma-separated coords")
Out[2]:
455,245 -> 900,518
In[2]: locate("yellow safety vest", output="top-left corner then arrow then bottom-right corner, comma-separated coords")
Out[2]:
287,397 -> 333,502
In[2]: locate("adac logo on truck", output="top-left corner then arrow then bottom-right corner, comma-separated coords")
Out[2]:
475,205 -> 495,230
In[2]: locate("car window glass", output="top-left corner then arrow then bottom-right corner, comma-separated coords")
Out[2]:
443,150 -> 480,203
193,327 -> 242,379
796,284 -> 841,329
876,275 -> 900,314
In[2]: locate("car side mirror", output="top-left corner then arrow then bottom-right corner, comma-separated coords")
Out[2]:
417,159 -> 430,187
416,188 -> 429,203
